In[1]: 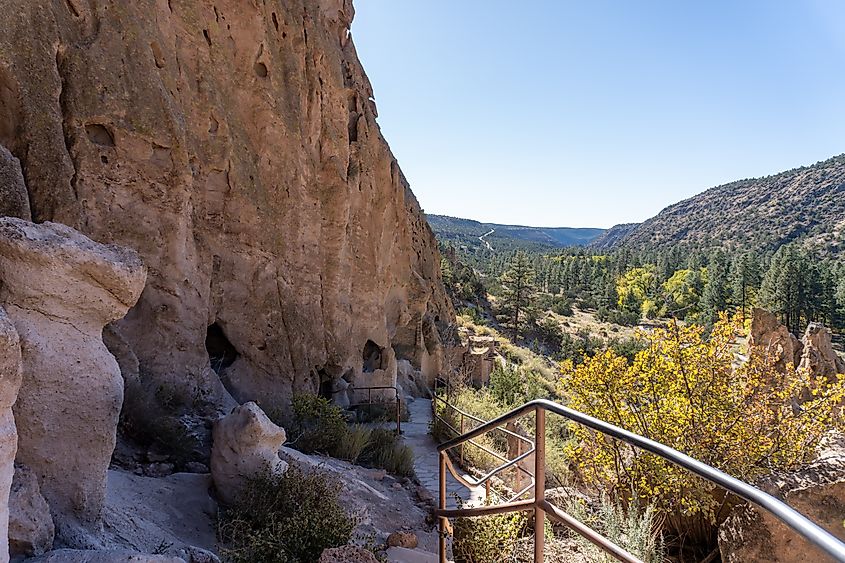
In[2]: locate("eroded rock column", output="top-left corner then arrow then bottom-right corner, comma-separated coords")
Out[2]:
211,402 -> 287,505
0,308 -> 23,563
0,218 -> 145,543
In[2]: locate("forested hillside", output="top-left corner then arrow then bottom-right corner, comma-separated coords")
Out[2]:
427,214 -> 604,253
592,154 -> 845,257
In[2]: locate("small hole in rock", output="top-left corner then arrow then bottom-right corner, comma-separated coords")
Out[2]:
206,322 -> 239,374
85,124 -> 115,147
202,29 -> 212,47
101,155 -> 109,164
254,62 -> 268,78
272,12 -> 279,32
362,340 -> 383,373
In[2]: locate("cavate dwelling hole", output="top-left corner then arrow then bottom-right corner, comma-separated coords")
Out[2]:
203,29 -> 212,47
318,369 -> 333,400
362,340 -> 383,373
254,62 -> 268,78
85,123 -> 115,147
206,322 -> 239,374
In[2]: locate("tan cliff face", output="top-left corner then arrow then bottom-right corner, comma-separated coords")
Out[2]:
0,0 -> 453,408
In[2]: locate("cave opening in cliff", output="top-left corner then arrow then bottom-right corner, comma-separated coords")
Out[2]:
362,340 -> 383,373
206,322 -> 239,374
317,369 -> 333,399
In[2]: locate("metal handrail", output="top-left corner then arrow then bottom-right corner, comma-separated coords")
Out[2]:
435,398 -> 845,563
347,384 -> 402,434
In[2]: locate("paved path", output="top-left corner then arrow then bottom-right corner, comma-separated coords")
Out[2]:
478,229 -> 495,251
404,399 -> 485,509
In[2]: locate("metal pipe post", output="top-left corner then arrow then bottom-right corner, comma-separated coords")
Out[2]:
439,452 -> 447,563
534,407 -> 546,562
459,413 -> 465,465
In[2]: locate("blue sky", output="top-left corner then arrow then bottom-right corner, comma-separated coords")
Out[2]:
351,1 -> 845,228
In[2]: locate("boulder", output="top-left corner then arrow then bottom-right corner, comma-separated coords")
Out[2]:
210,402 -> 287,505
748,308 -> 802,372
9,464 -> 54,558
27,550 -> 185,563
799,322 -> 845,382
718,437 -> 845,562
0,308 -> 22,562
318,546 -> 379,563
387,531 -> 418,549
0,145 -> 31,221
0,218 -> 146,544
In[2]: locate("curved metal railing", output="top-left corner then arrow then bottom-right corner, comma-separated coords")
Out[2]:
432,392 -> 535,500
434,398 -> 845,563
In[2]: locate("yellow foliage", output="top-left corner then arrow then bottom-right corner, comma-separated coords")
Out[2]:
561,314 -> 844,539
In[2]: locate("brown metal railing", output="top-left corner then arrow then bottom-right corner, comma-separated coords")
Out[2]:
434,397 -> 845,563
432,392 -> 534,499
348,385 -> 402,434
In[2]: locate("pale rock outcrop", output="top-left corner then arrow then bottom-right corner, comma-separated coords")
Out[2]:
281,448 -> 438,551
0,145 -> 31,221
102,470 -> 218,561
0,218 -> 146,544
748,308 -> 802,372
210,402 -> 287,505
718,437 -> 845,562
396,359 -> 423,399
799,322 -> 845,382
0,0 -> 453,415
9,464 -> 54,559
27,550 -> 185,563
0,308 -> 22,563
318,546 -> 379,563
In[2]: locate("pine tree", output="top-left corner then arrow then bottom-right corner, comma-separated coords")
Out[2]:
499,252 -> 537,340
759,245 -> 809,333
701,251 -> 731,323
729,252 -> 761,322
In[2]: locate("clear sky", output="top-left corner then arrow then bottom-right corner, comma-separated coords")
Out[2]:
350,1 -> 845,228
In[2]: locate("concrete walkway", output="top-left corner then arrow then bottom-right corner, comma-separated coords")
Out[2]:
403,399 -> 485,509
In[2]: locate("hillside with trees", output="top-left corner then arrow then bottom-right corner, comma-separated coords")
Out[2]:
427,214 -> 605,253
592,154 -> 845,257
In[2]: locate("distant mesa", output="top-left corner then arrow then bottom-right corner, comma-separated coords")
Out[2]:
426,214 -> 606,251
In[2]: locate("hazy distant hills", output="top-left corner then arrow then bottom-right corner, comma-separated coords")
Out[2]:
591,154 -> 845,256
427,215 -> 605,252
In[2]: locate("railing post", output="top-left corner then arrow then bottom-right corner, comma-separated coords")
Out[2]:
396,394 -> 402,435
459,413 -> 465,466
534,407 -> 546,563
439,451 -> 447,563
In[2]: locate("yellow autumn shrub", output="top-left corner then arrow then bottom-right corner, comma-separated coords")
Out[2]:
561,314 -> 844,543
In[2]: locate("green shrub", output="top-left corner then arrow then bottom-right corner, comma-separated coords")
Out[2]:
219,463 -> 357,563
334,425 -> 372,464
119,377 -> 201,467
560,496 -> 664,563
489,364 -> 525,406
453,509 -> 529,563
287,395 -> 348,455
551,298 -> 574,317
361,428 -> 414,477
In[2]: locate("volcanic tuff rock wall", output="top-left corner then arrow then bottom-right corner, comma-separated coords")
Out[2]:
0,0 -> 452,408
